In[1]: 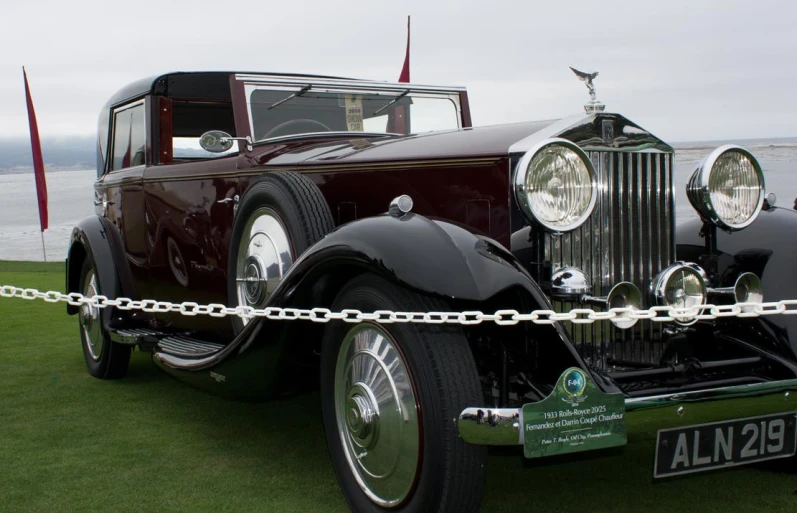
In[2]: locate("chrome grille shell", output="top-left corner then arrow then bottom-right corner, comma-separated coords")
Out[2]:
545,151 -> 675,368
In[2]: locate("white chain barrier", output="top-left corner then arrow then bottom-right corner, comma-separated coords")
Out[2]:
3,284 -> 797,325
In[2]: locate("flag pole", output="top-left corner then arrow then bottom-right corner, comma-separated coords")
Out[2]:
40,232 -> 47,262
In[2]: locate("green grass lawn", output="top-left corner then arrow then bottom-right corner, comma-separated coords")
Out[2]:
1,261 -> 796,512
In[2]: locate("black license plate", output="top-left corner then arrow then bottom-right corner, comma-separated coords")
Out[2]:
654,412 -> 797,478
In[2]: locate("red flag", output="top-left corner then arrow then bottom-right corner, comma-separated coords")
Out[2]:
388,17 -> 411,134
22,67 -> 48,232
398,16 -> 410,83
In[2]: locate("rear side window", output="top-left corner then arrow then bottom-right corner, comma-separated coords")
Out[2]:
110,102 -> 146,171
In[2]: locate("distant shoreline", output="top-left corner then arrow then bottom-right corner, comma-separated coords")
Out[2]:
0,166 -> 94,175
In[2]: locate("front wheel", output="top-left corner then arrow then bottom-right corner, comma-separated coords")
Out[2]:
320,274 -> 487,513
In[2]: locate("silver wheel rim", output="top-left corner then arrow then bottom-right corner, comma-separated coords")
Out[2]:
79,269 -> 103,361
334,323 -> 420,507
235,207 -> 293,325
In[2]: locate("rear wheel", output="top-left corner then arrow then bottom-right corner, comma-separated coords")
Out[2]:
78,258 -> 131,379
320,274 -> 487,513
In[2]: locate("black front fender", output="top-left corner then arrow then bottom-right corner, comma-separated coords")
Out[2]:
262,212 -> 615,392
276,212 -> 547,303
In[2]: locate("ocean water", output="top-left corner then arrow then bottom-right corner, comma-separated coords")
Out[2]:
0,138 -> 795,262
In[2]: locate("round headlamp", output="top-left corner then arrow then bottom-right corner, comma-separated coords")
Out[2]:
651,262 -> 707,325
687,145 -> 765,231
514,138 -> 597,232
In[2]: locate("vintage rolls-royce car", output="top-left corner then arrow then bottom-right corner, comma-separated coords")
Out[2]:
66,70 -> 797,512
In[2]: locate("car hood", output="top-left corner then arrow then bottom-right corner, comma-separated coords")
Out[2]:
246,112 -> 673,168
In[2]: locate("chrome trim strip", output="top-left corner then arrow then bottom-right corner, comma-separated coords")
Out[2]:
625,379 -> 797,410
234,73 -> 467,93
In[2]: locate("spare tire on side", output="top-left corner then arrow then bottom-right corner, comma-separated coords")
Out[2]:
228,171 -> 335,333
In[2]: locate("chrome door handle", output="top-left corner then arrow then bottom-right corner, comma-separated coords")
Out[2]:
216,195 -> 239,205
94,200 -> 115,206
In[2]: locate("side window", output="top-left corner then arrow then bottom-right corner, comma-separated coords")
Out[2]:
110,102 -> 146,171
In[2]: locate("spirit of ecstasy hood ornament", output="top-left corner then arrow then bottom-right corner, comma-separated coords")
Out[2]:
570,66 -> 605,114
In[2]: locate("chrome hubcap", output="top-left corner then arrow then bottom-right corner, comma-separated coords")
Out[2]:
235,208 -> 293,325
79,270 -> 102,360
335,324 -> 420,507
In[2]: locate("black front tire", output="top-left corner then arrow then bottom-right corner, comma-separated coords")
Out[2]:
320,274 -> 487,513
78,258 -> 131,379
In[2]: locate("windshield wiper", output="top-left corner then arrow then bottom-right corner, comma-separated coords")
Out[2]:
373,89 -> 411,116
268,84 -> 312,110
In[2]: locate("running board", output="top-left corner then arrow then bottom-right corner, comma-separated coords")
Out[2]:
108,327 -> 225,359
156,336 -> 225,358
109,328 -> 162,345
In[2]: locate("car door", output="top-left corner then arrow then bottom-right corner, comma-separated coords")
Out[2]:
97,99 -> 150,300
142,97 -> 239,336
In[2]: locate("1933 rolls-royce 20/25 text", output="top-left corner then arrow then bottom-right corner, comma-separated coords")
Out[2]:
66,69 -> 797,512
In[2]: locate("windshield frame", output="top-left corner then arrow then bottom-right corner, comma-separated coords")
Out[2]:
233,74 -> 466,144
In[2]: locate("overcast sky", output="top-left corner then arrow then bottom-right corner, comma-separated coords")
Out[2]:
0,0 -> 795,142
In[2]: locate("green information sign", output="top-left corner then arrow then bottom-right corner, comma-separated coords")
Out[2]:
522,367 -> 627,458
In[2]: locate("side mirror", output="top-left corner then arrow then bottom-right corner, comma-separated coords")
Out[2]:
199,131 -> 253,153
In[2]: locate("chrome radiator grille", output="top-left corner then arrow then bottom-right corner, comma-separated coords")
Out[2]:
545,151 -> 675,369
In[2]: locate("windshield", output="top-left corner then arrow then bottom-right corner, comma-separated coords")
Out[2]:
246,87 -> 461,141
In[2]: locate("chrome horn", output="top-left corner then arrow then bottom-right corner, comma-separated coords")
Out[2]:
582,282 -> 643,329
708,272 -> 763,304
550,267 -> 591,299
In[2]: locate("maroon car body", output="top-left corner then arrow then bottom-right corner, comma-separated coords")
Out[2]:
65,70 -> 797,513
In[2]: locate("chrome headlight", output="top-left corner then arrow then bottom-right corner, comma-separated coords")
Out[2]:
651,262 -> 707,325
687,145 -> 765,231
514,138 -> 597,232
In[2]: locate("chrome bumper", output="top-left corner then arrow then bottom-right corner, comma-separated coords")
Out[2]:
457,379 -> 797,446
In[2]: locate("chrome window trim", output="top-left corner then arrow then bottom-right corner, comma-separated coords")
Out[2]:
106,99 -> 147,174
234,73 -> 466,93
